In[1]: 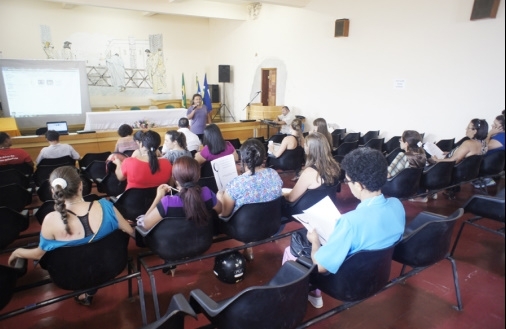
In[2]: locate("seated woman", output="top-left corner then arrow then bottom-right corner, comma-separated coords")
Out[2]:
432,118 -> 489,163
387,130 -> 426,178
194,124 -> 238,165
486,113 -> 505,154
162,130 -> 192,164
130,130 -> 162,158
113,130 -> 172,190
313,118 -> 333,149
216,138 -> 282,260
114,124 -> 139,154
283,132 -> 340,216
141,156 -> 222,229
282,148 -> 405,309
268,118 -> 305,159
8,166 -> 134,305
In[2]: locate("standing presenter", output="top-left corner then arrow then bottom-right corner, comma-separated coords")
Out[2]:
187,93 -> 210,141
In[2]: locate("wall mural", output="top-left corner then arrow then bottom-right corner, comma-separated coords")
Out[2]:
39,25 -> 168,95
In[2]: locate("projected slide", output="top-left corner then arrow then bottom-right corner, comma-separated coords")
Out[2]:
2,68 -> 82,117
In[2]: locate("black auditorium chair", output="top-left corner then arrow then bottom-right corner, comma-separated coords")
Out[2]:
0,163 -> 33,177
137,215 -> 215,319
361,137 -> 384,152
140,293 -> 197,329
382,168 -> 423,199
331,128 -> 346,148
0,259 -> 27,311
448,155 -> 483,196
392,209 -> 464,310
359,130 -> 379,146
82,160 -> 107,183
332,140 -> 359,157
189,260 -> 316,329
450,192 -> 505,257
219,197 -> 283,244
474,151 -> 505,192
225,138 -> 241,150
36,180 -> 54,202
436,138 -> 455,153
0,183 -> 32,213
0,207 -> 30,250
34,200 -> 55,225
282,182 -> 340,220
341,132 -> 360,143
266,147 -> 305,172
20,230 -> 147,324
385,147 -> 402,165
33,156 -> 76,187
0,169 -> 30,188
420,161 -> 455,193
96,162 -> 127,197
383,136 -> 401,155
79,152 -> 111,171
112,187 -> 158,222
296,245 -> 396,327
198,161 -> 218,193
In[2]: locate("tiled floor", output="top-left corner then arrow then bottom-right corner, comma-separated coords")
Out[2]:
0,174 -> 504,329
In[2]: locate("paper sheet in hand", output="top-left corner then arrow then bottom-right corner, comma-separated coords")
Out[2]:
292,196 -> 341,245
423,143 -> 445,159
211,154 -> 238,190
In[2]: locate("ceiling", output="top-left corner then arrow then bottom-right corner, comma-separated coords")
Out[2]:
41,0 -> 312,20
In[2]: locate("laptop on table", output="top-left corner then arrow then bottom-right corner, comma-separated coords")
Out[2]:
46,121 -> 69,135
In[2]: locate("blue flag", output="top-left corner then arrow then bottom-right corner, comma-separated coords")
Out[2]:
203,74 -> 212,113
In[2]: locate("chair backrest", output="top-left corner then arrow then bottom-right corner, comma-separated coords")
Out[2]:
0,206 -> 29,249
479,151 -> 505,177
225,138 -> 242,150
393,209 -> 464,268
33,157 -> 76,187
267,146 -> 305,171
36,179 -> 54,202
37,156 -> 76,167
463,194 -> 505,223
382,168 -> 423,199
97,163 -> 127,197
420,161 -> 455,191
451,155 -> 483,185
335,140 -> 359,157
79,151 -> 111,169
39,230 -> 129,291
220,197 -> 283,243
359,130 -> 380,145
198,161 -> 218,193
0,163 -> 34,176
113,187 -> 158,221
0,183 -> 32,212
0,169 -> 30,188
331,129 -> 346,148
143,216 -> 214,261
310,244 -> 396,302
385,147 -> 402,165
342,132 -> 360,143
192,260 -> 315,329
361,138 -> 384,152
83,160 -> 107,182
0,260 -> 26,310
35,200 -> 55,225
284,182 -> 340,218
436,138 -> 455,153
383,136 -> 401,155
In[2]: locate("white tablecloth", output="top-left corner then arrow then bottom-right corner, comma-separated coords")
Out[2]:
84,108 -> 187,131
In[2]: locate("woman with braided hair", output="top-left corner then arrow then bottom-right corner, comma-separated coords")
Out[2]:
8,166 -> 133,305
113,130 -> 172,190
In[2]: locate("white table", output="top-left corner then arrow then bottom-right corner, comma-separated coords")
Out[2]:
84,108 -> 187,131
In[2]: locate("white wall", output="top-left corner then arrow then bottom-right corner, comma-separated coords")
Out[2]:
0,0 -> 504,141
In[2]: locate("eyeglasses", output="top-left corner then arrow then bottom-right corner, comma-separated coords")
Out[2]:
343,178 -> 354,184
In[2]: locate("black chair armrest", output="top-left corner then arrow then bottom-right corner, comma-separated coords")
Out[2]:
167,293 -> 197,318
189,289 -> 221,317
296,256 -> 313,269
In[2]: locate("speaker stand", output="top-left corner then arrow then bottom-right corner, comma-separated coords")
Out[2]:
213,82 -> 235,122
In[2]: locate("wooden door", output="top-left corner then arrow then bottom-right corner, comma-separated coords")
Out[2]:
261,68 -> 277,106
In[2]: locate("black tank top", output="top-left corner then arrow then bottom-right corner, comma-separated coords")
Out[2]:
66,201 -> 95,237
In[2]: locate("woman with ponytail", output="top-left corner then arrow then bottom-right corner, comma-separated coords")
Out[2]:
8,166 -> 133,305
267,118 -> 305,158
141,157 -> 221,230
113,130 -> 172,190
162,130 -> 192,164
387,130 -> 426,178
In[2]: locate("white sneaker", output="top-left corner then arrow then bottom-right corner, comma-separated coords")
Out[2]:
308,294 -> 323,308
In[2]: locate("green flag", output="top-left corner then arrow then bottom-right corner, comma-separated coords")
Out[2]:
181,73 -> 187,108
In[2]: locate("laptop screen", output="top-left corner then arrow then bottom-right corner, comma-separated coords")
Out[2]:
46,121 -> 69,135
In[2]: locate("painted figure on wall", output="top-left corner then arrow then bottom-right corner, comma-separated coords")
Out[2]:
145,48 -> 167,94
106,53 -> 126,92
61,41 -> 73,60
43,42 -> 58,59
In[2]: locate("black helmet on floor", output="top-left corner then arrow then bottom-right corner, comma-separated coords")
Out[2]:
213,250 -> 246,284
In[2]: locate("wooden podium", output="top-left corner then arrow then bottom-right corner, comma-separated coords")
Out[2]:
0,117 -> 21,136
246,104 -> 282,120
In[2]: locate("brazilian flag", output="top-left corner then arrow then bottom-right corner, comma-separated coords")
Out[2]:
181,73 -> 187,108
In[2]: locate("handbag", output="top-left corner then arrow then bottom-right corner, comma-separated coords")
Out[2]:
289,229 -> 312,258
